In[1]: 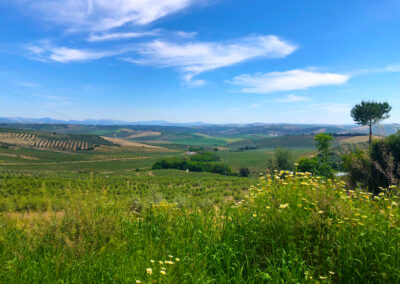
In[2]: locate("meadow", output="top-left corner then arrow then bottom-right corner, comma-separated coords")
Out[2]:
1,126 -> 394,282
1,171 -> 399,282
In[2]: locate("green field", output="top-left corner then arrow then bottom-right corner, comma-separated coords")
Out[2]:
218,148 -> 312,171
1,126 -> 392,282
1,170 -> 399,282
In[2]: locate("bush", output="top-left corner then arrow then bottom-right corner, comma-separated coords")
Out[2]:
189,151 -> 220,162
152,157 -> 233,175
342,131 -> 400,193
239,167 -> 250,177
267,147 -> 294,171
297,157 -> 334,178
342,150 -> 371,189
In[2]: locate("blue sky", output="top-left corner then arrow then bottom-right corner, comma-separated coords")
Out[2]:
1,0 -> 400,124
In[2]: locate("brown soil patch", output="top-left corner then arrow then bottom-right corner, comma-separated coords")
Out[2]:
101,136 -> 165,149
127,131 -> 162,139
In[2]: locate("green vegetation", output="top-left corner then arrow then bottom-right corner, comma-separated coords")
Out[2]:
351,100 -> 392,145
266,147 -> 295,171
0,121 -> 396,282
297,134 -> 343,178
153,151 -> 234,175
0,128 -> 115,151
343,131 -> 400,193
1,171 -> 400,282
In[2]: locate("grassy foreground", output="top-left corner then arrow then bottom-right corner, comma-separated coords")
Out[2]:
1,172 -> 400,283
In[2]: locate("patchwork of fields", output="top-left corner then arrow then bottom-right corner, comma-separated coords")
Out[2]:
1,124 -> 388,283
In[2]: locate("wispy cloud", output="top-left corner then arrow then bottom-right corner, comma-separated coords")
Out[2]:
20,0 -> 200,32
350,64 -> 400,76
87,30 -> 159,42
174,31 -> 197,39
17,82 -> 42,87
276,94 -> 311,103
231,69 -> 350,94
25,42 -> 125,63
124,35 -> 297,81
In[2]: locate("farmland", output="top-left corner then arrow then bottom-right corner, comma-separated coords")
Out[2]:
0,124 -> 395,283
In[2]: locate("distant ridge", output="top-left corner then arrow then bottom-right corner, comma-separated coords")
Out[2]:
0,117 -> 399,135
0,117 -> 210,127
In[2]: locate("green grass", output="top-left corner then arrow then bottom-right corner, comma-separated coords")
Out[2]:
0,129 -> 398,282
1,171 -> 399,282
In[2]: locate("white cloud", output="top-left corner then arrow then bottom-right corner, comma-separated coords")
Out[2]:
187,79 -> 207,87
276,94 -> 311,103
125,35 -> 296,81
351,64 -> 400,76
174,31 -> 197,39
231,69 -> 350,94
87,30 -> 159,42
21,0 -> 199,32
26,42 -> 123,63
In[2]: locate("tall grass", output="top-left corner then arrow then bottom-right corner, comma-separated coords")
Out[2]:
1,171 -> 400,282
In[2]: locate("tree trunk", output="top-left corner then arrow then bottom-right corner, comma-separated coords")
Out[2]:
369,122 -> 372,146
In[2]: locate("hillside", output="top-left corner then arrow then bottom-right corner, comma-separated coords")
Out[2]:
0,129 -> 115,151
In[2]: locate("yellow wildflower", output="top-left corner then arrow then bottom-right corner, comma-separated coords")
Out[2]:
279,203 -> 289,209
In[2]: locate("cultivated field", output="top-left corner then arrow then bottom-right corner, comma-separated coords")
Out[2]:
1,125 -> 393,282
1,171 -> 399,282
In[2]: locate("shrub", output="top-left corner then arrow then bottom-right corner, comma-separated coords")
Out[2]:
342,150 -> 371,189
239,167 -> 250,177
267,147 -> 294,171
152,157 -> 233,175
342,131 -> 400,193
297,157 -> 334,178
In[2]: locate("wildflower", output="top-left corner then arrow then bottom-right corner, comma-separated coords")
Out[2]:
279,203 -> 289,209
150,260 -> 155,263
266,206 -> 271,210
358,222 -> 365,226
146,268 -> 153,275
319,276 -> 328,280
329,271 -> 335,275
169,255 -> 173,259
175,258 -> 180,262
160,271 -> 166,275
158,261 -> 163,264
136,280 -> 142,283
252,213 -> 257,217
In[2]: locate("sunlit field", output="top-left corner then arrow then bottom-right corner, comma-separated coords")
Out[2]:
1,170 -> 399,283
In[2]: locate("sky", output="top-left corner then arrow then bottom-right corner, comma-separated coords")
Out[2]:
0,0 -> 400,124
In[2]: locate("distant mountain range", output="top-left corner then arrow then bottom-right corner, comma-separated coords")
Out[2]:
0,117 -> 210,127
0,117 -> 399,136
